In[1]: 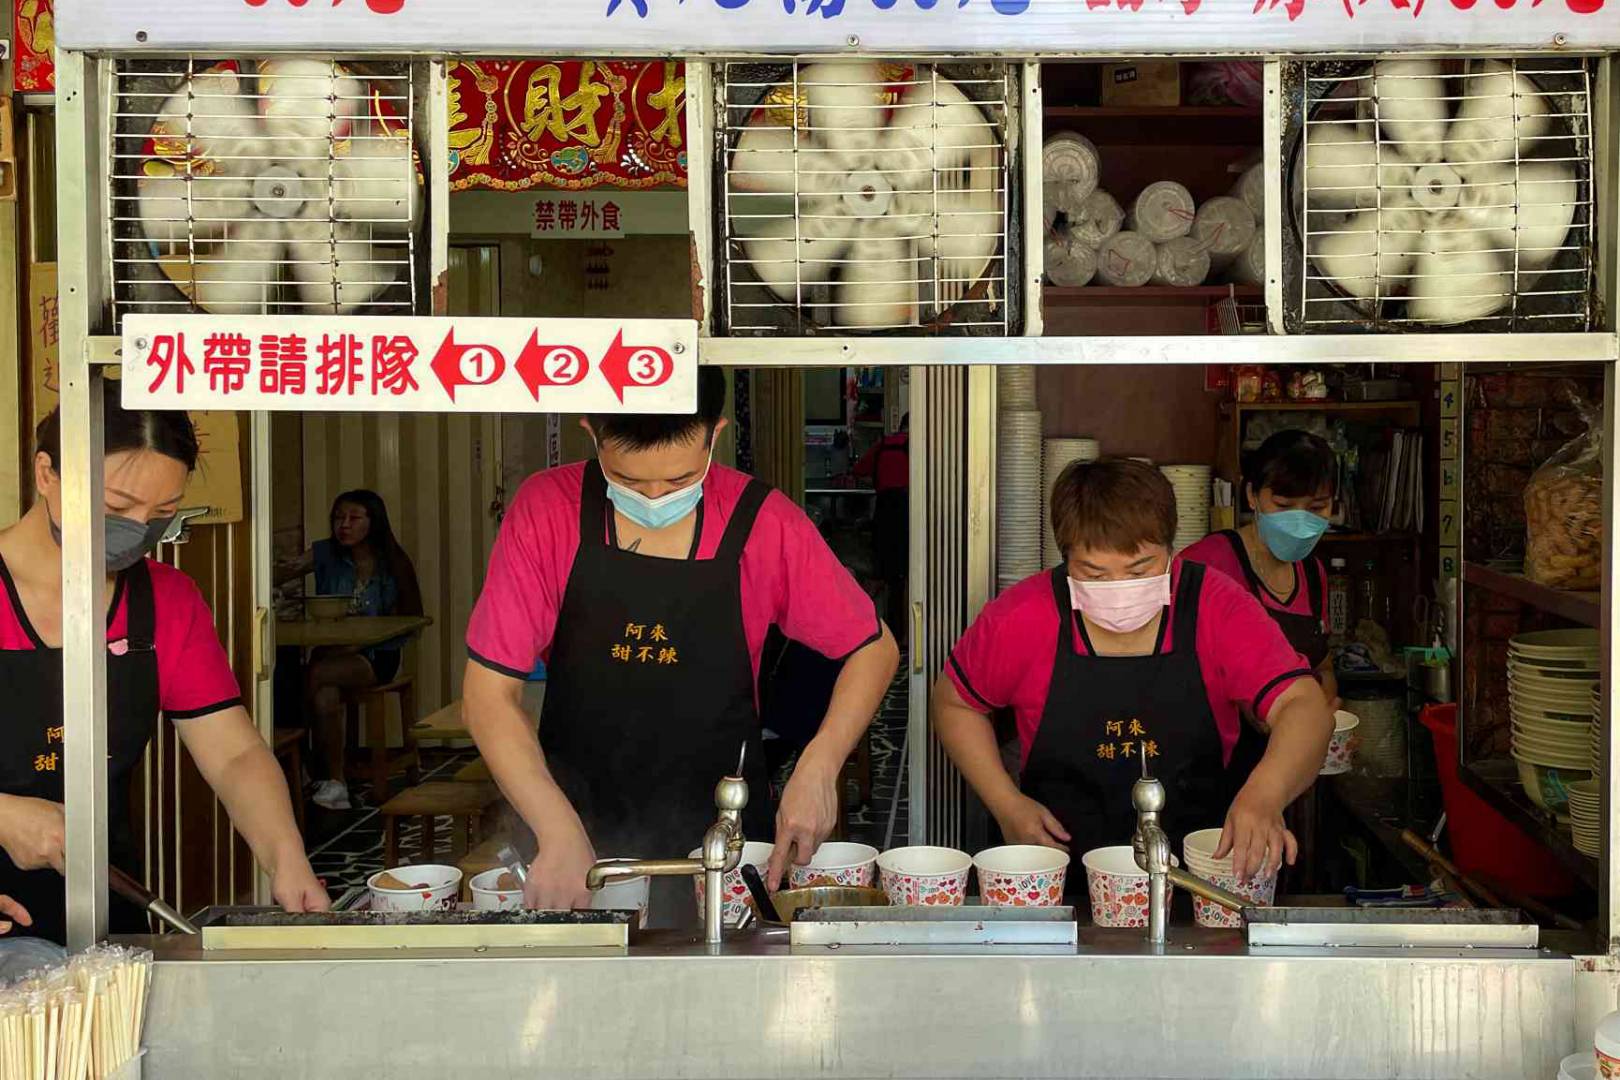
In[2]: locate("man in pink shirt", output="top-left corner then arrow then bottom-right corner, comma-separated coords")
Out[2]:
933,459 -> 1332,883
464,369 -> 899,920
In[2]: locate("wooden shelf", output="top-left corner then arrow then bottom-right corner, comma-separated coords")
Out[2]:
1319,531 -> 1419,545
1462,561 -> 1599,628
1044,285 -> 1261,306
1234,400 -> 1422,413
1043,105 -> 1262,148
1457,760 -> 1599,889
1045,105 -> 1261,120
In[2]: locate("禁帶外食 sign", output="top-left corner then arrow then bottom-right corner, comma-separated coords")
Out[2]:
121,315 -> 698,415
56,0 -> 1615,55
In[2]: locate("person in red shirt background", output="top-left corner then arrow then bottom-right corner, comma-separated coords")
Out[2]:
852,414 -> 909,645
932,458 -> 1332,883
463,369 -> 899,921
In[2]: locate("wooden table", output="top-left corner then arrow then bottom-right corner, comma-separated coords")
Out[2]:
277,615 -> 433,649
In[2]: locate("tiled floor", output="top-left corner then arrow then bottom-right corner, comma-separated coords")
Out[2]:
305,666 -> 912,907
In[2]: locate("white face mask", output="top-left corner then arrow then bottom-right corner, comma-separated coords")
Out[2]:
1068,573 -> 1171,634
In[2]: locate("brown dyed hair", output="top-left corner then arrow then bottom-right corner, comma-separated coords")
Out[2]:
1049,458 -> 1177,558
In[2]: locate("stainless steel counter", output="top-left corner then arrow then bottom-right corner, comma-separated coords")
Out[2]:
136,929 -> 1579,1079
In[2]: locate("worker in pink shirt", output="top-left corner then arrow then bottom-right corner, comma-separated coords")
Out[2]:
932,459 -> 1332,884
463,369 -> 899,921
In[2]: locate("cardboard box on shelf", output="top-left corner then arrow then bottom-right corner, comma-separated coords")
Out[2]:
1100,61 -> 1181,107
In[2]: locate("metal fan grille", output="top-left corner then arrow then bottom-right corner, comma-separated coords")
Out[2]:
718,60 -> 1013,336
109,57 -> 420,326
1294,57 -> 1594,332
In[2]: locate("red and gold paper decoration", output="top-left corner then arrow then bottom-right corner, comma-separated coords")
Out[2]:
447,60 -> 686,192
14,0 -> 55,93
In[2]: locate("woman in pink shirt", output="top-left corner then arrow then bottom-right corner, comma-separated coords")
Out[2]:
0,405 -> 324,969
1177,430 -> 1338,800
933,459 -> 1332,882
463,369 -> 899,921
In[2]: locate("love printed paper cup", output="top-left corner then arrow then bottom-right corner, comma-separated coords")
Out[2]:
468,867 -> 523,911
368,864 -> 462,912
789,842 -> 879,889
876,846 -> 972,906
1320,710 -> 1360,775
690,841 -> 774,928
1081,846 -> 1175,928
973,845 -> 1070,908
1181,828 -> 1277,928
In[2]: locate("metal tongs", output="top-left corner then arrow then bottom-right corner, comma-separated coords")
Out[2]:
495,845 -> 528,888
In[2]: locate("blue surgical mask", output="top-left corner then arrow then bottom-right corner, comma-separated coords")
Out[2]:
1256,509 -> 1330,562
599,450 -> 712,531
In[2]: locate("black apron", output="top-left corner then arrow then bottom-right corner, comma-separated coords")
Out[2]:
871,439 -> 908,640
1216,531 -> 1328,800
1022,563 -> 1226,889
540,463 -> 773,927
0,557 -> 159,945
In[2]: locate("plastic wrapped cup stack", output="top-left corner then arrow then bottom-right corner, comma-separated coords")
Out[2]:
1045,229 -> 1098,287
1193,196 -> 1258,268
1068,190 -> 1125,250
1152,237 -> 1212,287
1095,231 -> 1156,287
1042,132 -> 1101,228
1128,181 -> 1197,243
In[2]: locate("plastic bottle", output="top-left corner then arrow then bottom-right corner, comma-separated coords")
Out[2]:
1327,558 -> 1350,642
1595,1002 -> 1620,1077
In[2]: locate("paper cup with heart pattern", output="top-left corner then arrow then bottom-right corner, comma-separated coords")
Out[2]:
368,865 -> 462,913
690,841 -> 774,927
877,846 -> 972,906
1181,827 -> 1276,928
1081,846 -> 1176,928
1320,710 -> 1360,775
789,842 -> 879,889
973,845 -> 1071,907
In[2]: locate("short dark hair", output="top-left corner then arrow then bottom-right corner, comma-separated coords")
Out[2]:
1243,430 -> 1337,502
35,402 -> 199,473
589,367 -> 726,451
1049,458 -> 1177,557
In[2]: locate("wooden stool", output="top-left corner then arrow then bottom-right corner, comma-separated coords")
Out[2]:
412,700 -> 469,743
272,728 -> 307,835
453,758 -> 491,784
344,676 -> 421,804
380,781 -> 499,868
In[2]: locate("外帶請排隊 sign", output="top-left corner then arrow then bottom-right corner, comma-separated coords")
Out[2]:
56,0 -> 1615,55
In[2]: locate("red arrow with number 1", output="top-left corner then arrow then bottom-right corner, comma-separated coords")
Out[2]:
431,330 -> 505,402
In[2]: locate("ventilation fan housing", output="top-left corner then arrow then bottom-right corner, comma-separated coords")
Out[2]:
710,60 -> 1027,337
111,57 -> 427,323
1283,56 -> 1595,333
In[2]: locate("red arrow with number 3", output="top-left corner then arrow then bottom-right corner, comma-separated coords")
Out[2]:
598,331 -> 674,404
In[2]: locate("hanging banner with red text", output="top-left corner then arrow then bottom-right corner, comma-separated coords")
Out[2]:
120,315 -> 698,414
56,0 -> 1615,54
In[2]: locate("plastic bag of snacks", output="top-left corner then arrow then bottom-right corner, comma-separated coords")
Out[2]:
1525,393 -> 1603,591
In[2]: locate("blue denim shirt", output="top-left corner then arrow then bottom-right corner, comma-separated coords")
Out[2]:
313,539 -> 406,660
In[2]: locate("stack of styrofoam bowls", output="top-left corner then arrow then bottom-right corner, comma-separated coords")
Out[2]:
1159,464 -> 1212,553
1345,691 -> 1407,778
1041,437 -> 1101,569
1509,629 -> 1599,814
997,365 -> 1037,410
1181,828 -> 1278,929
1591,683 -> 1603,781
997,410 -> 1045,590
1566,779 -> 1600,857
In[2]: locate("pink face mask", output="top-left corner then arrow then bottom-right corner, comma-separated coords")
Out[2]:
1068,573 -> 1171,634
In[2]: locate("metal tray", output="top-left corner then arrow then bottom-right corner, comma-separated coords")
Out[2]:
195,906 -> 631,951
1245,906 -> 1538,949
790,905 -> 1077,946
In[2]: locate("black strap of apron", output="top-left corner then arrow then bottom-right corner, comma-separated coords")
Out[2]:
122,563 -> 155,652
716,481 -> 770,563
1171,560 -> 1205,648
1219,529 -> 1301,608
1303,556 -> 1325,621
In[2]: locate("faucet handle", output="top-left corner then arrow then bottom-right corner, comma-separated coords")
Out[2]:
715,772 -> 749,813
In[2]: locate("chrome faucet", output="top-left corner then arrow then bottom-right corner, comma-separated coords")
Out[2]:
1130,746 -> 1248,945
586,750 -> 750,946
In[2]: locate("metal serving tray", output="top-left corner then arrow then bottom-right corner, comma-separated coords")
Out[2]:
194,906 -> 631,951
790,905 -> 1077,947
1245,906 -> 1538,949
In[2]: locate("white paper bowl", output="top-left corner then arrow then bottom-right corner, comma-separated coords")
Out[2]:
877,846 -> 972,906
1320,710 -> 1360,775
368,864 -> 462,912
1081,845 -> 1176,928
973,845 -> 1070,907
789,842 -> 879,889
468,867 -> 523,911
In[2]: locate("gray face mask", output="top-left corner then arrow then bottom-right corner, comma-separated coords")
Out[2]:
49,511 -> 176,572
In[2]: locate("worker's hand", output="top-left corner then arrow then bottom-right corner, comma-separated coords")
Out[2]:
0,796 -> 65,873
992,794 -> 1071,852
0,894 -> 33,935
526,824 -> 596,911
272,854 -> 331,913
768,752 -> 841,889
1216,786 -> 1296,882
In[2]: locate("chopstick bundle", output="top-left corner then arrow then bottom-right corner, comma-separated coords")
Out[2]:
0,944 -> 155,1079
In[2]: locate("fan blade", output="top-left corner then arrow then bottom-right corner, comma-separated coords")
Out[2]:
158,219 -> 286,315
286,220 -> 406,314
730,119 -> 800,197
330,125 -> 422,231
736,215 -> 846,306
1307,209 -> 1420,300
801,62 -> 889,154
148,62 -> 265,167
1367,59 -> 1449,164
1447,60 -> 1552,166
1512,159 -> 1579,272
137,174 -> 257,245
257,59 -> 367,163
1304,123 -> 1410,211
834,238 -> 917,328
1405,246 -> 1512,324
925,186 -> 1001,305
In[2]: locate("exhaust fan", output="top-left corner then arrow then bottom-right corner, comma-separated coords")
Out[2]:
715,61 -> 1020,335
1286,57 -> 1593,331
111,58 -> 424,321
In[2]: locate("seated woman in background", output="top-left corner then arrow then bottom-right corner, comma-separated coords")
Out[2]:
282,490 -> 422,810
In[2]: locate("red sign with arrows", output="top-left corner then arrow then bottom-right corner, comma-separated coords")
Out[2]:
122,315 -> 698,415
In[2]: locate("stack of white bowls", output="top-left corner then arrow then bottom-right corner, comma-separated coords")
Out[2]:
997,410 -> 1045,591
1566,779 -> 1600,857
1160,464 -> 1212,552
997,365 -> 1037,410
1508,629 -> 1599,813
1041,437 -> 1102,569
1591,682 -> 1604,781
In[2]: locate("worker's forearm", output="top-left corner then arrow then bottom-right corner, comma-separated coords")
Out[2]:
1242,693 -> 1333,808
1318,661 -> 1339,704
209,744 -> 308,876
798,627 -> 899,774
464,689 -> 587,845
933,693 -> 1023,820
